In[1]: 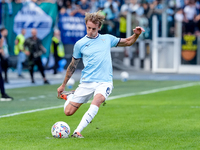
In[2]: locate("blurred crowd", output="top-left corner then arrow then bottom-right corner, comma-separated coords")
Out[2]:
56,0 -> 200,38
2,0 -> 200,38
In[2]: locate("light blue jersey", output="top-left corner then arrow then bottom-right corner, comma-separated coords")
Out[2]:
73,34 -> 120,83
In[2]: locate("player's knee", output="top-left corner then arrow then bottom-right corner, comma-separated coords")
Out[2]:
64,102 -> 80,116
64,109 -> 74,116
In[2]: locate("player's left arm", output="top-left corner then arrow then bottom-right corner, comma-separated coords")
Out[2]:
117,26 -> 145,47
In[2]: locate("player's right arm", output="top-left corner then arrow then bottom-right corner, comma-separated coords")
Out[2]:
57,57 -> 80,96
63,57 -> 80,85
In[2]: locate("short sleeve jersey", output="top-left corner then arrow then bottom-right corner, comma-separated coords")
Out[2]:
73,34 -> 120,83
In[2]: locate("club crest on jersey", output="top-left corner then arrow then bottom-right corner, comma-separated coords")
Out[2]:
101,39 -> 106,42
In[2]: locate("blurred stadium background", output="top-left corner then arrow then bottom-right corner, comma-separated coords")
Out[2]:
1,0 -> 200,77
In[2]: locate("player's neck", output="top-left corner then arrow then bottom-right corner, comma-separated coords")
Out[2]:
86,33 -> 99,39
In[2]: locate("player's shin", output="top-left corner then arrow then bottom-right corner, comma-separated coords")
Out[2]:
74,104 -> 99,133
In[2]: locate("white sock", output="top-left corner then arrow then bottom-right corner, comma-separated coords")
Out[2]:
74,104 -> 99,133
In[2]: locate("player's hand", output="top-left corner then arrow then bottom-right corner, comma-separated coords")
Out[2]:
133,26 -> 145,35
57,84 -> 65,97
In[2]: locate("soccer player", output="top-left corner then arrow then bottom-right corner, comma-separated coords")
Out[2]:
57,10 -> 144,138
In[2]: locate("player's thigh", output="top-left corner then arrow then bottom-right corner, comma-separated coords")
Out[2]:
92,82 -> 113,106
64,101 -> 82,116
91,94 -> 106,107
64,86 -> 94,115
64,94 -> 93,116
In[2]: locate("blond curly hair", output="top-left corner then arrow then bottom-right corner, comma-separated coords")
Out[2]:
84,10 -> 105,28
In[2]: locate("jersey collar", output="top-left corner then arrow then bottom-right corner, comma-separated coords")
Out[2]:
86,34 -> 99,39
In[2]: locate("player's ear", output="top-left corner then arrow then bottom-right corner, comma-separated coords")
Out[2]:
98,24 -> 102,31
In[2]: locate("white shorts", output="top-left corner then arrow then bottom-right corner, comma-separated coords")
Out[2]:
64,82 -> 113,106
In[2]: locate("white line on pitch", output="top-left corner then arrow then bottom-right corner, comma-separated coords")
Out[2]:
0,82 -> 199,119
0,106 -> 63,118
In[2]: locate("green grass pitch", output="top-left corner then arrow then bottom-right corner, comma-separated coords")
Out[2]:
0,80 -> 200,150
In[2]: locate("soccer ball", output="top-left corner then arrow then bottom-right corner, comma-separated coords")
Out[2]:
120,71 -> 129,82
51,121 -> 70,138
